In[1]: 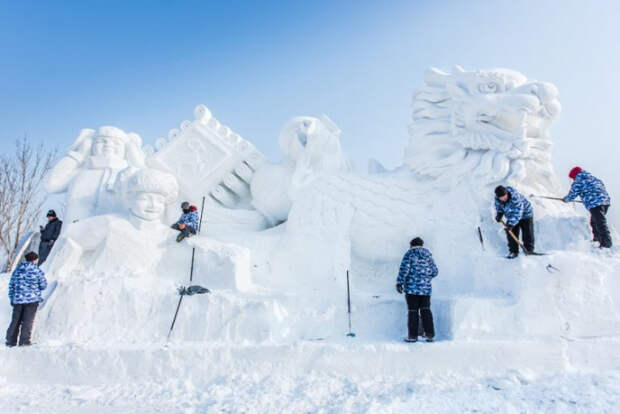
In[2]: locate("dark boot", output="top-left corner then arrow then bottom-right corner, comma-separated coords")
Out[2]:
419,296 -> 435,340
38,241 -> 53,265
407,310 -> 420,341
5,304 -> 24,347
506,226 -> 520,257
591,206 -> 612,248
520,217 -> 535,253
17,303 -> 38,346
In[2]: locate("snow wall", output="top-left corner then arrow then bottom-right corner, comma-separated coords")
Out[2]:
1,66 -> 619,347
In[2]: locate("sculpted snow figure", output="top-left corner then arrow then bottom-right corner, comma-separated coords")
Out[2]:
252,66 -> 570,294
44,168 -> 181,277
146,105 -> 268,233
45,126 -> 146,223
405,66 -> 562,195
250,115 -> 351,224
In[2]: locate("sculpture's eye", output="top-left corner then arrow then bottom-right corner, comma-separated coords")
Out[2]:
296,131 -> 308,147
479,82 -> 500,93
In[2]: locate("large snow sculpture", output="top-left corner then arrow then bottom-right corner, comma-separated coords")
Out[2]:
44,168 -> 182,277
45,126 -> 146,223
45,167 -> 253,293
405,66 -> 562,195
250,115 -> 351,224
147,105 -> 268,232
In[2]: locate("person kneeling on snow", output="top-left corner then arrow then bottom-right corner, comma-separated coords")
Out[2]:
5,252 -> 47,347
563,167 -> 612,248
171,201 -> 199,242
396,237 -> 438,343
494,185 -> 534,259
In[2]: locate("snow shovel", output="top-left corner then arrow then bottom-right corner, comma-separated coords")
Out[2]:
167,285 -> 210,341
529,194 -> 582,203
500,219 -> 546,256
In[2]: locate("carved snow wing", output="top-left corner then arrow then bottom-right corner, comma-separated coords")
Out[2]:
147,104 -> 265,207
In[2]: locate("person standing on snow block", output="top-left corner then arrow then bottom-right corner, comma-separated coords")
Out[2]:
563,167 -> 612,248
396,237 -> 438,343
494,185 -> 534,259
5,252 -> 47,347
38,209 -> 63,265
171,201 -> 199,242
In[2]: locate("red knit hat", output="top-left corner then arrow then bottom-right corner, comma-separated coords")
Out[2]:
569,166 -> 582,180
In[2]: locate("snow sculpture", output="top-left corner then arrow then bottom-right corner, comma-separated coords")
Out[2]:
250,115 -> 351,224
45,126 -> 146,223
254,66 -> 570,296
45,167 -> 253,293
405,65 -> 562,195
147,105 -> 268,232
44,168 -> 181,277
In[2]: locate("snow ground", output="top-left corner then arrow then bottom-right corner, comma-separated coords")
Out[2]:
1,337 -> 619,413
1,369 -> 619,413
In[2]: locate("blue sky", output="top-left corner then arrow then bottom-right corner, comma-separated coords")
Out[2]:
1,0 -> 619,224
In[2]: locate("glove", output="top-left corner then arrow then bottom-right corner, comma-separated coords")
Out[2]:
39,225 -> 44,231
396,284 -> 404,294
495,213 -> 503,222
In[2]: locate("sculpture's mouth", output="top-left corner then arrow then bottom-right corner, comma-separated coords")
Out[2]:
476,111 -> 525,138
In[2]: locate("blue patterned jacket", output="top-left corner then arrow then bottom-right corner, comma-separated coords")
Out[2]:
8,261 -> 48,305
494,186 -> 533,227
563,171 -> 610,210
177,208 -> 199,230
396,247 -> 439,296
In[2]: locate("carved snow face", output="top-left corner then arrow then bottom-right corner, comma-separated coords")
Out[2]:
93,135 -> 126,158
405,66 -> 561,185
446,69 -> 557,141
130,192 -> 167,221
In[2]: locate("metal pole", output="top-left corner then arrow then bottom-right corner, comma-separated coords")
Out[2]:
477,226 -> 485,251
346,270 -> 356,337
167,294 -> 184,341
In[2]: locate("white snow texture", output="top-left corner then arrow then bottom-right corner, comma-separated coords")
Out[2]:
1,66 -> 619,413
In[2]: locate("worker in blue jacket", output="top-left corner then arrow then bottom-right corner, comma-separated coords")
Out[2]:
6,252 -> 47,347
396,237 -> 438,343
494,185 -> 534,258
171,201 -> 199,242
563,167 -> 612,248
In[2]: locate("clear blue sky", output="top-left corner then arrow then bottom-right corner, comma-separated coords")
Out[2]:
2,0 -> 619,224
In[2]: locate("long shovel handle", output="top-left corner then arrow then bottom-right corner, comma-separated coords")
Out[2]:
500,219 -> 530,255
530,194 -> 582,203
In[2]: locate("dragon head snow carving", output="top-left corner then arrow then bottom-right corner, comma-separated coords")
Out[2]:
404,66 -> 562,194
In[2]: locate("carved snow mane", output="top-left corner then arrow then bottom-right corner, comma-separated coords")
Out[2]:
405,66 -> 562,194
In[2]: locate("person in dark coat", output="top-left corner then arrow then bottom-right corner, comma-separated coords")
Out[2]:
563,167 -> 612,248
38,209 -> 63,265
396,237 -> 439,343
6,252 -> 47,347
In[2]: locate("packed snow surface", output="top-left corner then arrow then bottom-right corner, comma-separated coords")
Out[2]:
2,66 -> 620,412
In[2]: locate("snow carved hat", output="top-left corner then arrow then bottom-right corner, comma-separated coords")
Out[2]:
126,168 -> 179,204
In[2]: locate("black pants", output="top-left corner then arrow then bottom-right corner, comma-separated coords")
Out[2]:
591,205 -> 612,248
405,294 -> 434,338
506,217 -> 535,254
6,302 -> 39,346
171,223 -> 196,238
38,240 -> 54,265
